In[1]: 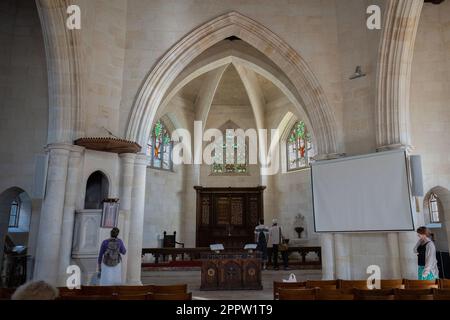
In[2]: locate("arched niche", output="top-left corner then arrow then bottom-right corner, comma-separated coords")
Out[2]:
0,187 -> 32,287
84,171 -> 109,210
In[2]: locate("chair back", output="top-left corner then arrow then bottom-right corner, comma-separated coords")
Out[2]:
353,289 -> 395,300
151,284 -> 187,294
278,288 -> 316,300
163,231 -> 176,248
394,288 -> 434,300
305,280 -> 339,290
403,279 -> 438,289
273,281 -> 306,299
149,292 -> 192,300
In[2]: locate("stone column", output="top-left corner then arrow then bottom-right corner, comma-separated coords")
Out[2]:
126,154 -> 147,285
334,234 -> 351,279
119,153 -> 136,283
320,233 -> 335,280
57,146 -> 84,286
34,144 -> 71,284
387,232 -> 401,278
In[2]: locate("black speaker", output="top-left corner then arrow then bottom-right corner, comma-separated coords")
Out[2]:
437,251 -> 450,279
410,155 -> 424,197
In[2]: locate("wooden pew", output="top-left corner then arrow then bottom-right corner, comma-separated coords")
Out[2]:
353,289 -> 395,300
149,292 -> 192,300
151,284 -> 188,294
403,279 -> 438,289
433,288 -> 450,300
340,280 -> 370,290
278,288 -> 316,300
438,279 -> 450,289
380,279 -> 404,289
273,281 -> 306,300
116,285 -> 154,295
305,280 -> 339,290
394,288 -> 434,300
315,289 -> 354,300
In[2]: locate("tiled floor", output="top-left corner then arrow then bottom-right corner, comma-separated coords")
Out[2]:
141,269 -> 322,300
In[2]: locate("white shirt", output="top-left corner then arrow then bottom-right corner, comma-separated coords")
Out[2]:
413,237 -> 439,277
268,225 -> 283,246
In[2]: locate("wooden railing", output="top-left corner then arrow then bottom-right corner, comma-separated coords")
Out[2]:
142,246 -> 321,266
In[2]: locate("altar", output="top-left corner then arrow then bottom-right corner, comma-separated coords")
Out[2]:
200,251 -> 262,290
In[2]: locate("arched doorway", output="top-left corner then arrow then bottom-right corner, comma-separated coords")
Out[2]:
84,171 -> 110,210
0,187 -> 32,288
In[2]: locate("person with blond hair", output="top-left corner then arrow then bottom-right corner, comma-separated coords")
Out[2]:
414,226 -> 439,280
11,280 -> 59,300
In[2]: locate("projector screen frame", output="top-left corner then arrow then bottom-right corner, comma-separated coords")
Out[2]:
310,150 -> 415,233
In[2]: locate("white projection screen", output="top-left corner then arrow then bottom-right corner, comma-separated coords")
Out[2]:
311,150 -> 414,233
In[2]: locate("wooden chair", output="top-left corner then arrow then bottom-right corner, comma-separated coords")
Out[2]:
432,288 -> 450,300
403,279 -> 438,289
394,288 -> 434,300
315,289 -> 354,300
273,281 -> 306,300
438,279 -> 450,289
278,288 -> 316,300
151,284 -> 187,294
340,280 -> 370,290
380,279 -> 404,289
149,292 -> 192,300
116,285 -> 154,295
353,289 -> 395,300
305,280 -> 339,290
163,231 -> 185,261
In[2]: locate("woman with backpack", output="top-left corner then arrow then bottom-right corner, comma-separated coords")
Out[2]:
414,226 -> 439,280
98,227 -> 127,285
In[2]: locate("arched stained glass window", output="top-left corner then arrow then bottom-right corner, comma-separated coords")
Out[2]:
287,121 -> 313,171
212,124 -> 248,175
147,120 -> 173,171
429,193 -> 441,223
9,199 -> 20,228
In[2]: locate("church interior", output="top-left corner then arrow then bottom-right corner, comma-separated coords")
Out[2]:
1,0 -> 450,301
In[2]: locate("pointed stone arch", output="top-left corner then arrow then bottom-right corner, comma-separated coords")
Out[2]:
126,11 -> 340,156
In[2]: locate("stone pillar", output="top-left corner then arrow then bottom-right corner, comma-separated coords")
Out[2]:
119,153 -> 136,283
126,154 -> 147,285
398,232 -> 418,279
34,144 -> 71,284
387,232 -> 401,278
334,234 -> 350,279
57,146 -> 84,286
320,233 -> 335,280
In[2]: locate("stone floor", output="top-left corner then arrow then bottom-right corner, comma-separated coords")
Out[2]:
141,269 -> 322,300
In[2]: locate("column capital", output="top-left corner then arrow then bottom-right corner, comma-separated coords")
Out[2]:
45,143 -> 84,154
134,153 -> 149,167
119,153 -> 137,161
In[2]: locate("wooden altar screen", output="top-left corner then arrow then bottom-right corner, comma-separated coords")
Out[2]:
194,186 -> 266,248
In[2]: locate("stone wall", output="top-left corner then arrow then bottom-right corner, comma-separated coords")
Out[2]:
411,1 -> 450,251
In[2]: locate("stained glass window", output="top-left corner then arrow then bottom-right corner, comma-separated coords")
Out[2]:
147,120 -> 173,171
429,193 -> 440,223
212,128 -> 248,174
9,199 -> 20,228
287,121 -> 313,171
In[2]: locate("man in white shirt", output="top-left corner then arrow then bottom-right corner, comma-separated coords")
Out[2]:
268,219 -> 283,270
